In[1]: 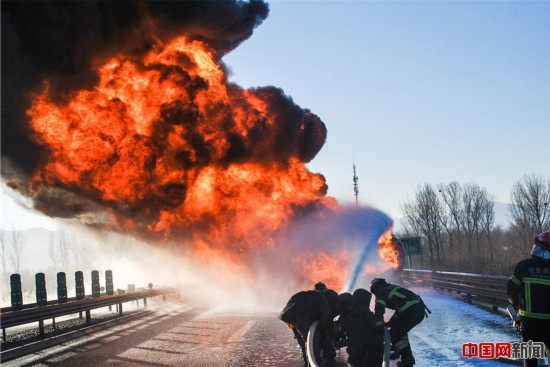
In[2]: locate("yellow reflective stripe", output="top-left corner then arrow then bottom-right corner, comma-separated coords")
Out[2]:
389,287 -> 406,300
519,310 -> 550,319
394,340 -> 409,351
377,299 -> 387,306
510,275 -> 521,286
524,277 -> 550,286
526,281 -> 531,312
523,277 -> 550,314
398,299 -> 420,313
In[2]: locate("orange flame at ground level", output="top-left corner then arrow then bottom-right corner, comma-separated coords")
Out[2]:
293,250 -> 350,291
378,228 -> 402,270
27,36 -> 331,260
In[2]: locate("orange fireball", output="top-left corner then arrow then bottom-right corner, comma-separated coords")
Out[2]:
293,250 -> 350,291
27,36 -> 332,261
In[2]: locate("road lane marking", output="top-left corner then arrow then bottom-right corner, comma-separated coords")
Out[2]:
226,320 -> 255,343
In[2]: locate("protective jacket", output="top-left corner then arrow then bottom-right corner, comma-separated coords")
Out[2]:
279,290 -> 332,330
507,256 -> 550,320
373,284 -> 426,327
279,290 -> 336,366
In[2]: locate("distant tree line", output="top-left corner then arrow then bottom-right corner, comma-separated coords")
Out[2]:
399,173 -> 550,275
0,227 -> 92,306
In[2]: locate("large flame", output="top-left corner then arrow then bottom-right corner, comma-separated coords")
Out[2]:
16,14 -> 400,294
377,229 -> 403,270
293,250 -> 350,291
28,36 -> 333,261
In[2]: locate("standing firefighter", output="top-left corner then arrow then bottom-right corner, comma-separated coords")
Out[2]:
370,278 -> 430,367
279,288 -> 339,367
507,231 -> 550,367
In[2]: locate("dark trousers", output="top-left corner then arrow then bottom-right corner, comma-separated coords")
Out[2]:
347,340 -> 384,367
292,326 -> 310,366
521,317 -> 550,367
293,319 -> 335,365
389,302 -> 425,361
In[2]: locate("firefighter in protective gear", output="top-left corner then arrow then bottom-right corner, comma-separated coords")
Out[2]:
339,288 -> 384,367
279,288 -> 339,367
315,281 -> 328,291
370,278 -> 429,367
507,231 -> 550,367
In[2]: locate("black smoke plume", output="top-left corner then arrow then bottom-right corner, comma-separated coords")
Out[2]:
2,0 -> 269,180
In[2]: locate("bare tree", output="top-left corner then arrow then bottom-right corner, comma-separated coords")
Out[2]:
480,193 -> 496,259
71,236 -> 89,270
49,229 -> 71,271
49,232 -> 61,271
461,183 -> 491,252
6,226 -> 24,274
510,174 -> 550,241
402,183 -> 445,264
0,230 -> 9,302
438,181 -> 464,255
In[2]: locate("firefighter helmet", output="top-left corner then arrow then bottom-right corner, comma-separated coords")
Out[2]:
532,231 -> 550,260
534,231 -> 550,250
352,288 -> 372,307
370,278 -> 387,294
314,282 -> 327,291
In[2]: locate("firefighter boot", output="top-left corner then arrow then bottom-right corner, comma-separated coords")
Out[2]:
390,351 -> 401,360
396,343 -> 415,367
390,344 -> 401,360
396,348 -> 415,367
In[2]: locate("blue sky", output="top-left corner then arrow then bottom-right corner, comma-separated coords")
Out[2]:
223,1 -> 550,216
2,1 -> 549,229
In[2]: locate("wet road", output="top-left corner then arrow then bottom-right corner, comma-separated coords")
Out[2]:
4,288 -> 523,367
4,302 -> 342,367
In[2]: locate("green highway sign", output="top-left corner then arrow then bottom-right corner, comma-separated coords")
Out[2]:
401,237 -> 422,255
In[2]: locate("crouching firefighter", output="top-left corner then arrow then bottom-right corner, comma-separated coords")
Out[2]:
339,288 -> 384,367
507,231 -> 550,367
370,278 -> 430,367
279,288 -> 340,367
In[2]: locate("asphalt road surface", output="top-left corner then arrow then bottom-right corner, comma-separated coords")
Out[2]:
4,288 -> 523,367
4,302 -> 325,367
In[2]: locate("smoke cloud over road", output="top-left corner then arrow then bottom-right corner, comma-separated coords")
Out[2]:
2,1 -> 397,302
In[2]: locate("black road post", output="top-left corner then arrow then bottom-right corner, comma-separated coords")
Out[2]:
106,270 -> 114,311
10,274 -> 23,311
105,270 -> 114,295
55,272 -> 68,329
36,273 -> 47,338
91,270 -> 100,298
76,271 -> 85,319
57,272 -> 67,303
36,272 -> 47,306
7,273 -> 23,341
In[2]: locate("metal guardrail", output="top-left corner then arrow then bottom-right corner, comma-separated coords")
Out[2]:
0,287 -> 176,340
401,269 -> 509,309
